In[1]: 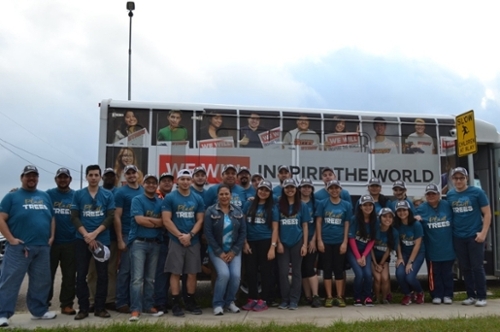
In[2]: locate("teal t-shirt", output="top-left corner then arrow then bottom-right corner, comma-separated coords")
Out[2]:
315,198 -> 352,245
162,190 -> 205,245
129,194 -> 163,244
396,221 -> 425,256
348,216 -> 374,252
373,221 -> 399,261
274,202 -> 310,247
0,189 -> 54,246
303,200 -> 316,241
243,201 -> 278,241
114,184 -> 144,236
46,188 -> 76,244
446,186 -> 489,238
71,187 -> 115,246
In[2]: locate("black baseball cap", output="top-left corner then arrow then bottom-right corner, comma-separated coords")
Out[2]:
103,168 -> 116,175
392,180 -> 406,190
367,177 -> 381,186
237,166 -> 251,175
124,165 -> 138,173
278,165 -> 290,173
395,200 -> 410,210
192,166 -> 206,175
159,172 -> 174,181
56,168 -> 71,177
425,183 -> 440,194
22,165 -> 39,176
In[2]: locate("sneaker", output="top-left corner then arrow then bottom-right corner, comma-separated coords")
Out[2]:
337,297 -> 346,308
382,299 -> 390,305
475,299 -> 487,307
288,302 -> 298,310
354,299 -> 363,307
415,292 -> 425,304
145,308 -> 164,317
324,297 -> 334,307
186,302 -> 202,315
172,304 -> 185,317
401,295 -> 412,306
278,301 -> 289,309
462,297 -> 477,306
364,297 -> 374,307
252,300 -> 268,312
31,311 -> 57,320
61,306 -> 76,315
213,306 -> 224,316
0,318 -> 8,327
242,299 -> 257,311
386,293 -> 393,302
443,297 -> 453,304
311,295 -> 321,308
129,311 -> 140,322
432,297 -> 442,305
225,302 -> 240,313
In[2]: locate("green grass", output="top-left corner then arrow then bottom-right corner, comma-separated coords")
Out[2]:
9,316 -> 500,332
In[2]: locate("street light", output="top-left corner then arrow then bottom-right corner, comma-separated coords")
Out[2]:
127,2 -> 135,101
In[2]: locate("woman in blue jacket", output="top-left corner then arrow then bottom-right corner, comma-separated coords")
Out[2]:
204,184 -> 246,315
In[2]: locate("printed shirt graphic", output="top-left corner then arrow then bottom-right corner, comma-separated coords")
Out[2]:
446,186 -> 489,238
114,185 -> 145,236
47,188 -> 76,244
348,216 -> 373,252
416,200 -> 455,261
0,189 -> 54,246
129,194 -> 163,243
370,138 -> 398,154
243,202 -> 278,241
373,221 -> 399,259
71,187 -> 115,245
274,202 -> 310,247
162,190 -> 205,245
395,221 -> 425,256
222,214 -> 233,252
283,128 -> 320,148
205,184 -> 246,208
315,199 -> 352,245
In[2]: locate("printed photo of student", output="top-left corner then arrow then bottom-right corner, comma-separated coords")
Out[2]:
324,115 -> 360,152
239,110 -> 281,149
363,116 -> 399,154
106,109 -> 149,145
157,110 -> 188,142
106,147 -> 148,188
151,109 -> 194,147
282,113 -> 321,149
401,118 -> 437,154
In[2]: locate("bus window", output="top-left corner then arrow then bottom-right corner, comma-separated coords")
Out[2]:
239,110 -> 280,149
282,112 -> 322,150
198,109 -> 237,148
400,117 -> 438,154
107,107 -> 150,146
324,114 -> 361,152
361,116 -> 400,154
153,109 -> 194,148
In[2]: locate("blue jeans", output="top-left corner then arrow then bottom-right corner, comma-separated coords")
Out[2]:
346,249 -> 373,300
130,240 -> 160,312
454,236 -> 486,299
154,241 -> 169,307
75,239 -> 108,311
208,251 -> 242,308
116,234 -> 131,308
396,251 -> 425,295
428,260 -> 454,299
0,244 -> 51,318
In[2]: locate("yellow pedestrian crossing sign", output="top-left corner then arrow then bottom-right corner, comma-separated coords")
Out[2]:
456,110 -> 477,157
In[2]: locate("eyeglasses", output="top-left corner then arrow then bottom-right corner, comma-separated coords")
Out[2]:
452,177 -> 466,181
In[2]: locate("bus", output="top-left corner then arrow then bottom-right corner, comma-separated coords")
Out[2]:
98,99 -> 500,275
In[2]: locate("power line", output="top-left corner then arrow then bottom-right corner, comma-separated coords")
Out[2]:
0,110 -> 85,165
0,142 -> 52,174
0,138 -> 80,173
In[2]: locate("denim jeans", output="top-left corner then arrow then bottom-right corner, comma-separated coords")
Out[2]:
454,236 -> 487,299
428,259 -> 454,299
208,251 -> 242,308
0,244 -> 51,319
395,251 -> 425,295
130,240 -> 160,312
75,239 -> 108,311
346,249 -> 373,300
49,241 -> 76,308
116,234 -> 131,308
277,241 -> 303,304
154,241 -> 169,307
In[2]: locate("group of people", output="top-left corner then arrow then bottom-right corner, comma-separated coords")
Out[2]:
0,162 -> 491,327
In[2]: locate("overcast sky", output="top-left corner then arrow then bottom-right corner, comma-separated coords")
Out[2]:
1,0 -> 500,192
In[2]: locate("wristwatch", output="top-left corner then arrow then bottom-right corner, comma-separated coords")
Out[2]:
271,242 -> 277,247
189,232 -> 195,238
409,260 -> 414,264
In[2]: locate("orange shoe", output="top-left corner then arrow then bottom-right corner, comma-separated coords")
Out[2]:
61,307 -> 76,315
129,311 -> 140,322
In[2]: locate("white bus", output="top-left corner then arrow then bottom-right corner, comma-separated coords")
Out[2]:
98,99 -> 500,275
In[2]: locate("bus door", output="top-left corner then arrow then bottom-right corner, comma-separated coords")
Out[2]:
491,145 -> 500,276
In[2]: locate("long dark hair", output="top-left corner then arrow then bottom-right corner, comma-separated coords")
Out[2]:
247,188 -> 274,228
299,184 -> 315,217
279,187 -> 301,217
379,213 -> 395,251
354,203 -> 377,240
394,208 -> 416,228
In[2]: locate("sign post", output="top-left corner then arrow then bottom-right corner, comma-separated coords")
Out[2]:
456,110 -> 477,157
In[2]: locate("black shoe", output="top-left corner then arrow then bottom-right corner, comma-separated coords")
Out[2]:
116,305 -> 130,313
185,302 -> 202,315
171,304 -> 184,317
88,305 -> 95,313
105,302 -> 116,311
94,309 -> 110,318
74,311 -> 89,320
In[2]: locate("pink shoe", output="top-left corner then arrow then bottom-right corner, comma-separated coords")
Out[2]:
242,299 -> 256,311
252,299 -> 268,312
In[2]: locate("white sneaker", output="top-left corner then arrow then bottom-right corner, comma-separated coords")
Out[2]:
432,298 -> 442,304
443,297 -> 453,304
475,299 -> 487,307
0,317 -> 9,327
225,302 -> 240,313
31,311 -> 57,320
461,297 -> 476,306
213,306 -> 224,316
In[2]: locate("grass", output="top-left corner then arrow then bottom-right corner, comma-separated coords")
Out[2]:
8,316 -> 500,332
